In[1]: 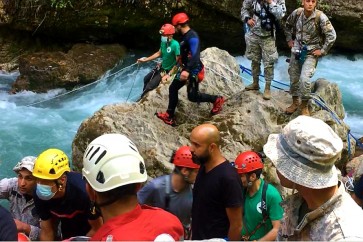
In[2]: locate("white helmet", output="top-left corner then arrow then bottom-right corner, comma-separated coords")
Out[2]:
82,133 -> 147,192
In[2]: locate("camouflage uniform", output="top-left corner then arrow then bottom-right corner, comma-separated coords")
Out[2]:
278,184 -> 363,241
241,0 -> 286,86
285,8 -> 336,100
0,178 -> 40,241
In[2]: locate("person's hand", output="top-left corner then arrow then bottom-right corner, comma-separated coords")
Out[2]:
161,74 -> 170,82
137,57 -> 148,64
312,49 -> 323,57
180,70 -> 189,82
14,219 -> 28,233
288,40 -> 294,49
247,18 -> 256,27
266,0 -> 273,4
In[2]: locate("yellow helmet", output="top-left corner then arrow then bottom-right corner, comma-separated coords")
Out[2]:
33,148 -> 70,180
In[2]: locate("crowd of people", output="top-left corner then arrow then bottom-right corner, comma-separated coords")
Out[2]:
1,1 -> 362,241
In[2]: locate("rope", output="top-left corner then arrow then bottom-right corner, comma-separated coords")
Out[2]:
25,62 -> 138,107
239,64 -> 290,87
126,64 -> 140,102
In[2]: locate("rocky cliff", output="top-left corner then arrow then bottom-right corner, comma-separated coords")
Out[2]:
71,47 -> 356,179
0,0 -> 361,70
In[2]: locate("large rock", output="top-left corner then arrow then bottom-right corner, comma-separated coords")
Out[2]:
11,43 -> 126,93
72,47 -> 354,178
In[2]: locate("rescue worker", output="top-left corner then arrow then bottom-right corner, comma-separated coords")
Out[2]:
138,146 -> 200,239
234,151 -> 283,241
137,23 -> 180,98
156,13 -> 225,126
263,115 -> 363,240
0,156 -> 41,240
284,0 -> 336,115
82,133 -> 184,241
32,148 -> 102,240
241,0 -> 286,100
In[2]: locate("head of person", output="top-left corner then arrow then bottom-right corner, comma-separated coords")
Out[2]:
303,0 -> 317,13
159,23 -> 175,43
82,133 -> 147,208
263,116 -> 343,190
32,148 -> 70,201
189,124 -> 221,165
170,146 -> 200,184
171,12 -> 189,34
13,156 -> 37,196
234,151 -> 264,188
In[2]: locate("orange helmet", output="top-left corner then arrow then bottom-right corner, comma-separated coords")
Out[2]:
172,13 -> 189,26
160,24 -> 175,35
18,233 -> 30,241
234,151 -> 263,174
172,146 -> 200,169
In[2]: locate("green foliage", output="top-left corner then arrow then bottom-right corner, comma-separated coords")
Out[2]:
50,0 -> 73,9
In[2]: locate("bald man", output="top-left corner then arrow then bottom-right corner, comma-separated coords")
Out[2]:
190,124 -> 243,240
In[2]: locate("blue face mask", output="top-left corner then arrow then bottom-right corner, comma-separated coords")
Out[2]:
161,36 -> 168,43
36,184 -> 56,200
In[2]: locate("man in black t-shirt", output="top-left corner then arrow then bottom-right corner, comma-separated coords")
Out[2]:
0,204 -> 17,241
190,124 -> 243,240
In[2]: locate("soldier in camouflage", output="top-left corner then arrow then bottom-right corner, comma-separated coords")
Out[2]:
241,0 -> 286,100
0,156 -> 40,241
263,116 -> 363,241
284,0 -> 336,115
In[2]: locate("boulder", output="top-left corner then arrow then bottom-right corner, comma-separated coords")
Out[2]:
72,47 -> 354,180
11,43 -> 126,93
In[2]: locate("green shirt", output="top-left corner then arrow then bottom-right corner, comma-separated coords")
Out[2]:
241,179 -> 283,240
160,39 -> 180,71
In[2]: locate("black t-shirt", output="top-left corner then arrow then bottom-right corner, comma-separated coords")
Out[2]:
0,205 -> 17,241
192,161 -> 243,240
34,172 -> 100,239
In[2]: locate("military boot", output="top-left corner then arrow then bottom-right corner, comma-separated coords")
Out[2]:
263,81 -> 271,100
285,96 -> 300,114
245,79 -> 260,91
300,100 -> 310,116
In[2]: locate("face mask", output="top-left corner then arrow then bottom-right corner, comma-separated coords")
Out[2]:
36,184 -> 56,200
161,36 -> 168,43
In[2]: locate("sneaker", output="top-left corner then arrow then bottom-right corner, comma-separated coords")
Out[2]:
155,112 -> 176,126
211,96 -> 225,115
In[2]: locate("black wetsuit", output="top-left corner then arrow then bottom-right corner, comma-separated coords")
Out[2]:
166,29 -> 218,117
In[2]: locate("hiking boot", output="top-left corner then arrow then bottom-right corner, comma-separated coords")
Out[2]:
285,96 -> 300,114
155,112 -> 176,126
262,82 -> 271,100
300,100 -> 310,116
211,96 -> 225,115
245,82 -> 260,91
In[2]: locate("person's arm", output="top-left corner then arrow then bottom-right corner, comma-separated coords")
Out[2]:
39,219 -> 55,241
137,180 -> 156,205
257,219 -> 281,241
86,217 -> 103,237
137,50 -> 162,63
241,0 -> 253,22
226,206 -> 242,241
15,219 -> 41,241
267,0 -> 286,20
315,13 -> 336,56
0,178 -> 17,199
284,10 -> 297,47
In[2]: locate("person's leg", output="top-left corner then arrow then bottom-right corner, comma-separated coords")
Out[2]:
245,33 -> 262,90
143,69 -> 156,91
141,72 -> 162,97
261,36 -> 278,100
299,55 -> 318,116
286,52 -> 302,114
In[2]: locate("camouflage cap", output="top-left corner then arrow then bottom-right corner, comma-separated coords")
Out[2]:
13,156 -> 37,173
263,116 -> 343,189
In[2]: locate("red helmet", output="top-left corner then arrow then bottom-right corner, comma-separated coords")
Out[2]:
159,24 -> 175,35
173,146 -> 200,169
18,233 -> 30,241
234,151 -> 263,174
172,12 -> 189,26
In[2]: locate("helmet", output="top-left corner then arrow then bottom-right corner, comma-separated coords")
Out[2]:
172,12 -> 189,26
18,233 -> 30,241
82,133 -> 147,192
159,24 -> 175,35
234,151 -> 263,174
172,146 -> 200,169
33,149 -> 70,180
13,156 -> 37,173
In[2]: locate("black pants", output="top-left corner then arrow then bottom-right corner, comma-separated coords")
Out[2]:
166,75 -> 217,117
141,68 -> 162,98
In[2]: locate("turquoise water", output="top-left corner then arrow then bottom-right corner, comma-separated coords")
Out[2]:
0,53 -> 362,182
